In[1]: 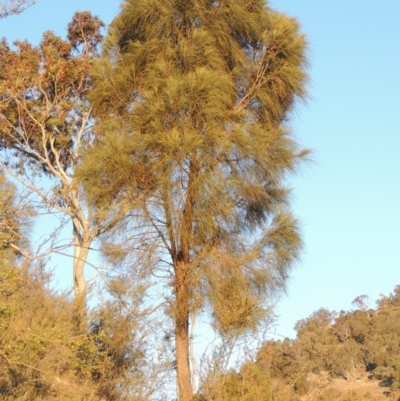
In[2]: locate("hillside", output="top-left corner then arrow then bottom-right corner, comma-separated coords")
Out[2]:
300,371 -> 397,400
196,286 -> 400,401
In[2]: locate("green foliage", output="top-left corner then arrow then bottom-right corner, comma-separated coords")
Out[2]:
86,0 -> 309,325
2,1 -> 312,399
83,1 -> 309,397
222,364 -> 273,401
197,363 -> 274,401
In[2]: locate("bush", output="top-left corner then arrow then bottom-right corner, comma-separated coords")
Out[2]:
294,374 -> 310,395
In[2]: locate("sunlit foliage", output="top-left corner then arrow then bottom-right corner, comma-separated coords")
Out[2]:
81,0 -> 309,399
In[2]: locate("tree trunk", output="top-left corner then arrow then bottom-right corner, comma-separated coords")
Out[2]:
174,159 -> 198,401
175,263 -> 193,401
72,224 -> 91,332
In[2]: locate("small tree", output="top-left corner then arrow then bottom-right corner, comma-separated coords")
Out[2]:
84,0 -> 309,399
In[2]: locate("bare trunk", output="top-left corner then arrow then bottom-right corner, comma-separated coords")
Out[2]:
173,158 -> 198,401
72,223 -> 91,332
189,313 -> 197,390
175,263 -> 193,401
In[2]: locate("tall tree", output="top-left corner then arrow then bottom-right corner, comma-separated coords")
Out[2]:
0,12 -> 129,331
0,0 -> 35,19
84,0 -> 309,399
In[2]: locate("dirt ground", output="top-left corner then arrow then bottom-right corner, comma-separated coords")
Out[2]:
300,371 -> 400,401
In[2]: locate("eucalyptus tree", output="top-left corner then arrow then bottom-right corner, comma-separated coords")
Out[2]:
0,12 -> 130,331
84,0 -> 309,399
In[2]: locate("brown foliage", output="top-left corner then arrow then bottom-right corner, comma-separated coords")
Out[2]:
0,261 -> 148,401
0,12 -> 134,332
0,0 -> 35,19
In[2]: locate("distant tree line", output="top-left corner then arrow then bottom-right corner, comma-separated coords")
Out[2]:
197,286 -> 400,401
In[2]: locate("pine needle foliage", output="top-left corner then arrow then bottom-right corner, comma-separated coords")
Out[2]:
83,0 -> 309,399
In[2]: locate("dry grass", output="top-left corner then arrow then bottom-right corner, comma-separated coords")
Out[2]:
301,370 -> 400,401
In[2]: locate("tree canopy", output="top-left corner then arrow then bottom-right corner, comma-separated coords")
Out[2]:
81,0 -> 309,399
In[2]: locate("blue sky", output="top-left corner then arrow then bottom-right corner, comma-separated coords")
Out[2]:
2,0 -> 400,339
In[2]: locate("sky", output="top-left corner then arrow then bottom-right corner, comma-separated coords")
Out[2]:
1,0 -> 400,340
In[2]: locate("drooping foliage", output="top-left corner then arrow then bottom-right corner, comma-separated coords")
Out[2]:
81,0 -> 309,399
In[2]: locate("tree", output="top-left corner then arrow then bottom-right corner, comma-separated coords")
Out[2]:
84,0 -> 309,399
0,0 -> 35,19
0,12 -> 130,331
